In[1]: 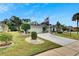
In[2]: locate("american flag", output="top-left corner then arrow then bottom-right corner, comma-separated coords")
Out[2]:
44,17 -> 49,25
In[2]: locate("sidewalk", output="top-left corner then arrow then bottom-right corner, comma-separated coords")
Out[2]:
35,41 -> 79,56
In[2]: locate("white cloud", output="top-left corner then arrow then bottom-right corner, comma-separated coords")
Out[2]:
24,3 -> 49,17
0,4 -> 16,13
0,5 -> 9,13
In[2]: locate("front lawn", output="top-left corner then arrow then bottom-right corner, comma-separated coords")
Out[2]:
54,32 -> 79,40
0,32 -> 61,56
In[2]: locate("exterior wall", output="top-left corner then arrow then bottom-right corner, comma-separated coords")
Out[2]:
28,25 -> 55,33
0,26 -> 3,32
0,23 -> 9,32
0,23 -> 3,32
47,26 -> 52,32
28,25 -> 42,33
3,24 -> 9,32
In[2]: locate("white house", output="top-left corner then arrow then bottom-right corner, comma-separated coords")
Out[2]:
0,22 -> 9,32
0,23 -> 3,32
28,25 -> 42,33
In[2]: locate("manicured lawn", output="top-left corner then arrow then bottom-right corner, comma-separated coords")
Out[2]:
54,32 -> 79,40
0,32 -> 61,56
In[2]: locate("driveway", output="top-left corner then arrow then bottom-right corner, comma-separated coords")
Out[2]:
38,33 -> 77,46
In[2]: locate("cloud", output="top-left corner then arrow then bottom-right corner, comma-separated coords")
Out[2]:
24,3 -> 49,17
0,5 -> 9,13
0,4 -> 16,13
0,3 -> 49,14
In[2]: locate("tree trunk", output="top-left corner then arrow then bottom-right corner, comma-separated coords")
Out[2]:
77,20 -> 78,34
25,30 -> 28,34
24,31 -> 26,34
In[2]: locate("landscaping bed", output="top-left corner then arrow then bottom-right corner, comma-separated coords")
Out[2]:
0,32 -> 13,48
0,42 -> 12,46
25,37 -> 45,44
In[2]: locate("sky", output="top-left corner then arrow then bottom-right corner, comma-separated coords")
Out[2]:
0,3 -> 79,26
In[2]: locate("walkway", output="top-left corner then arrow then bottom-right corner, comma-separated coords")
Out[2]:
38,33 -> 77,46
35,41 -> 79,56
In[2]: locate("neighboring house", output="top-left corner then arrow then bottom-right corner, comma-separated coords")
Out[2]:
0,22 -> 9,32
28,17 -> 55,33
28,25 -> 43,33
3,24 -> 9,32
28,24 -> 54,33
72,27 -> 79,32
66,26 -> 73,32
50,25 -> 56,32
0,23 -> 3,32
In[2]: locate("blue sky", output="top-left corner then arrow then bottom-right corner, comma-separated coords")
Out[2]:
0,3 -> 79,26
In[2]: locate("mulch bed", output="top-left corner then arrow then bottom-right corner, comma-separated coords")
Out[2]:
0,42 -> 12,47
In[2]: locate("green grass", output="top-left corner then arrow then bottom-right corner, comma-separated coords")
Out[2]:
0,32 -> 61,56
54,32 -> 79,40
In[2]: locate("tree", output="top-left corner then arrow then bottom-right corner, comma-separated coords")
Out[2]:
41,17 -> 49,25
2,19 -> 9,24
44,17 -> 49,25
41,17 -> 49,32
22,19 -> 31,22
72,13 -> 79,34
61,25 -> 67,32
2,16 -> 22,31
10,16 -> 22,31
42,24 -> 48,32
31,21 -> 38,25
21,23 -> 30,34
8,22 -> 18,31
56,21 -> 62,33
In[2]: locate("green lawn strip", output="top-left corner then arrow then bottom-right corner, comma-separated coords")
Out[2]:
0,32 -> 61,56
29,38 -> 62,55
54,32 -> 79,40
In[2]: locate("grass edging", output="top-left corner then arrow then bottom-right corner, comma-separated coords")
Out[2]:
54,32 -> 79,40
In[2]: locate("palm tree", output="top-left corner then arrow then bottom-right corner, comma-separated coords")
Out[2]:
72,13 -> 79,34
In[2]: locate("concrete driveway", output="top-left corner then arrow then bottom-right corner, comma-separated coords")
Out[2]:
38,33 -> 77,46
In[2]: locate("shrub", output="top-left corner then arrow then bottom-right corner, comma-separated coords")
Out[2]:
31,32 -> 37,40
0,33 -> 12,45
